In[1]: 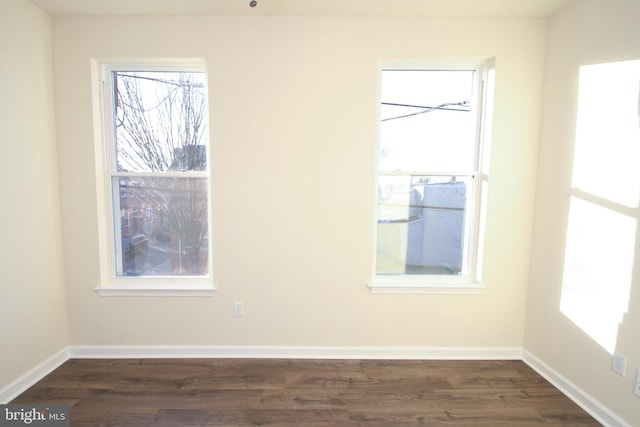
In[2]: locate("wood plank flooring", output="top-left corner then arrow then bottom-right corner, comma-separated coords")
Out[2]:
12,359 -> 601,426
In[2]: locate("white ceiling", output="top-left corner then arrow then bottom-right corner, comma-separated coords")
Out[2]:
30,0 -> 571,18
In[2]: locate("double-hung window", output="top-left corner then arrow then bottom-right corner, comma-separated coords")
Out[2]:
370,63 -> 493,294
94,61 -> 213,295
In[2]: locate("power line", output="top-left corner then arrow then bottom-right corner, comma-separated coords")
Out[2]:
381,100 -> 470,122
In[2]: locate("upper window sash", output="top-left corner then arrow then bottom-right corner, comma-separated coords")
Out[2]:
103,65 -> 209,174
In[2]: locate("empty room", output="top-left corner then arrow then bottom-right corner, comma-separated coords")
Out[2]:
1,0 -> 639,425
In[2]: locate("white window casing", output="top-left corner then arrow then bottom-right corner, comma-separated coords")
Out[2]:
91,59 -> 215,296
369,59 -> 495,294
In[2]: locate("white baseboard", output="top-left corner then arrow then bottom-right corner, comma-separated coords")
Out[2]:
67,345 -> 523,360
0,347 -> 69,404
522,350 -> 631,427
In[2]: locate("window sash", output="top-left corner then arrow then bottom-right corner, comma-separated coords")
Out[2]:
374,65 -> 486,284
376,173 -> 479,277
97,61 -> 213,287
111,175 -> 210,277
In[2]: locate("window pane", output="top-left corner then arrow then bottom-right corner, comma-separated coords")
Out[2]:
115,177 -> 209,276
113,71 -> 208,173
380,70 -> 475,172
376,175 -> 469,275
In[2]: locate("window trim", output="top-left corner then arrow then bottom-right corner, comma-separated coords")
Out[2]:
369,60 -> 494,294
369,274 -> 486,295
91,58 -> 215,296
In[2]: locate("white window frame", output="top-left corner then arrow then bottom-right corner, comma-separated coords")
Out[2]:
92,59 -> 215,297
369,59 -> 494,294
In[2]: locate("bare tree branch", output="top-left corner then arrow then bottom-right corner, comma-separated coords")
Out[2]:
114,71 -> 209,274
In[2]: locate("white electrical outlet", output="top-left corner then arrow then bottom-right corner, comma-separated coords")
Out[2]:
233,302 -> 244,317
611,352 -> 627,376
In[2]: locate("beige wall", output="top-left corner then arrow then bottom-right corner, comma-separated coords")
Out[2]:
525,0 -> 640,425
0,0 -> 68,393
51,15 -> 546,348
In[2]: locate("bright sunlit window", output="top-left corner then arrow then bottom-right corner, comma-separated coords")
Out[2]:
94,61 -> 214,295
370,63 -> 493,294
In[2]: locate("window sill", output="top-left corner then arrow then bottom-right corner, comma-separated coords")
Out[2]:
95,282 -> 216,297
368,275 -> 485,294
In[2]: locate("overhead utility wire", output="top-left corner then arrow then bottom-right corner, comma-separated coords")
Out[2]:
381,100 -> 470,122
116,73 -> 205,89
382,102 -> 470,112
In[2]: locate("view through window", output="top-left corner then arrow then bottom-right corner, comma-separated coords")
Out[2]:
376,69 -> 480,277
106,68 -> 211,278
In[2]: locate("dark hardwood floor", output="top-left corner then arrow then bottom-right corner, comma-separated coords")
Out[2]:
12,358 -> 601,426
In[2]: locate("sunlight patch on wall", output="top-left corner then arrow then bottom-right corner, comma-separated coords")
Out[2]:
560,60 -> 640,354
572,60 -> 640,207
561,198 -> 635,353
